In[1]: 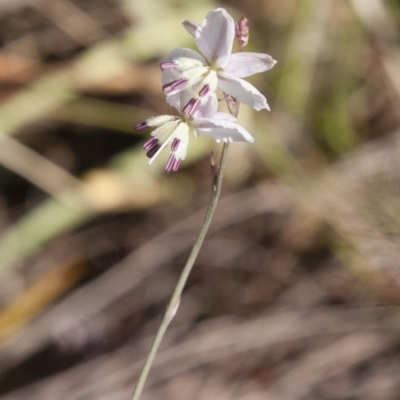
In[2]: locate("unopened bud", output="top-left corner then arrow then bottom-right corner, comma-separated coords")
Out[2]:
235,17 -> 250,51
225,94 -> 239,118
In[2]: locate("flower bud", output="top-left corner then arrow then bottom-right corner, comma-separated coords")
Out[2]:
235,17 -> 250,51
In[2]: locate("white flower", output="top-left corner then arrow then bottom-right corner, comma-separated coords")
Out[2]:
136,91 -> 254,172
161,8 -> 276,111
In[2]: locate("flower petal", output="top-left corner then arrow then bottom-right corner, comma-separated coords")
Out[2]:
182,19 -> 198,37
210,112 -> 236,122
193,116 -> 254,143
162,68 -> 206,112
169,122 -> 190,162
167,48 -> 206,64
196,93 -> 219,118
161,69 -> 184,110
147,115 -> 178,127
217,72 -> 270,111
224,53 -> 277,78
195,8 -> 235,69
147,122 -> 178,165
148,121 -> 189,165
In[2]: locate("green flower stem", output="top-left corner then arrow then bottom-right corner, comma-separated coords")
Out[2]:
130,142 -> 230,400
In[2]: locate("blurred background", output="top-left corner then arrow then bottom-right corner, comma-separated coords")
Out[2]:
0,0 -> 400,399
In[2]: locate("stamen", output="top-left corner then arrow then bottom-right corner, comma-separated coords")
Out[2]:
162,78 -> 188,93
143,137 -> 159,150
146,144 -> 161,158
182,98 -> 201,117
199,84 -> 210,97
172,158 -> 181,172
165,154 -> 181,172
135,121 -> 148,131
171,138 -> 180,151
160,61 -> 177,69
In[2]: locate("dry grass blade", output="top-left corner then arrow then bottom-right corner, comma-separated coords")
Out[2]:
1,307 -> 399,400
0,183 -> 290,371
33,0 -> 109,45
295,128 -> 400,299
0,132 -> 86,206
351,0 -> 400,105
1,0 -> 400,398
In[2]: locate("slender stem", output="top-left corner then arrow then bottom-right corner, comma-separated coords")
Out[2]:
131,142 -> 230,400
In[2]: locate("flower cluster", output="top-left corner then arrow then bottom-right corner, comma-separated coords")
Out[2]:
136,8 -> 276,172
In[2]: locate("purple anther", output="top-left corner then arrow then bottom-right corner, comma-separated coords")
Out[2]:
191,98 -> 201,116
146,143 -> 161,158
199,84 -> 210,97
160,61 -> 177,69
135,121 -> 148,131
182,97 -> 201,117
171,138 -> 180,152
165,154 -> 181,172
143,137 -> 159,150
182,98 -> 195,115
162,78 -> 188,93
